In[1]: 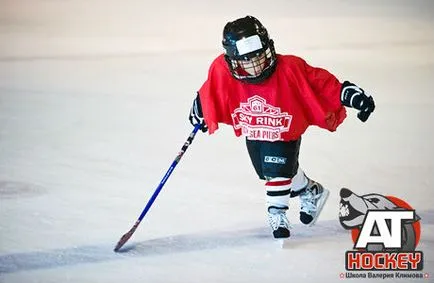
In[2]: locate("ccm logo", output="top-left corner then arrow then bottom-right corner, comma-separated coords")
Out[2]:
264,156 -> 286,164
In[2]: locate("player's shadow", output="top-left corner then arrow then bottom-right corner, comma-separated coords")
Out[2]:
119,226 -> 271,254
115,220 -> 346,254
2,210 -> 433,274
0,221 -> 340,274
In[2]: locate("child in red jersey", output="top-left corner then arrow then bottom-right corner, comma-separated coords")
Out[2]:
188,15 -> 375,239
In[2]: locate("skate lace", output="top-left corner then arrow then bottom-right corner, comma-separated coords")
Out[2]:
268,211 -> 289,230
300,187 -> 319,214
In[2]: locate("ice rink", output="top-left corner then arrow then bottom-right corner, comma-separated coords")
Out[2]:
1,1 -> 433,282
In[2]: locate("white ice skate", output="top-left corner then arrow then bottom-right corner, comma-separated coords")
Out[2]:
299,179 -> 329,226
267,207 -> 290,242
267,207 -> 291,248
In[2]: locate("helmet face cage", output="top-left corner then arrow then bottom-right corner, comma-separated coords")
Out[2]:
228,44 -> 276,82
222,16 -> 277,83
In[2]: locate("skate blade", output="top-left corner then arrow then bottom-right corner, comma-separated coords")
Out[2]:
275,238 -> 289,248
308,188 -> 330,227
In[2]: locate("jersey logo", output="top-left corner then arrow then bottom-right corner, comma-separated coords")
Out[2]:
231,95 -> 292,141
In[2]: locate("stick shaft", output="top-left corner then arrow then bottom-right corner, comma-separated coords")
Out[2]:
114,125 -> 201,252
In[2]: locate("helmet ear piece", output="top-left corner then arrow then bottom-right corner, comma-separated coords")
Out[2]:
222,16 -> 277,83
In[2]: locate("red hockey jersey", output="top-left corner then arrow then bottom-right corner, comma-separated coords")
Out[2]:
198,54 -> 346,142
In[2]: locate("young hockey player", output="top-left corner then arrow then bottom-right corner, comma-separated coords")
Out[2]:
188,15 -> 375,239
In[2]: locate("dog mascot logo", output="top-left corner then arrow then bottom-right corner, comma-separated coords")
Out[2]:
338,188 -> 423,271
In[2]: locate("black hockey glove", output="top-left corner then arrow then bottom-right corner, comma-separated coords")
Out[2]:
340,81 -> 375,122
188,93 -> 208,132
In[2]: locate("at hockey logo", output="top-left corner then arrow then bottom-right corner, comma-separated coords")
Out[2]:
354,210 -> 415,250
338,188 -> 423,272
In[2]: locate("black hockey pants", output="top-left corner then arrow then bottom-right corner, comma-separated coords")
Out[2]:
245,138 -> 301,180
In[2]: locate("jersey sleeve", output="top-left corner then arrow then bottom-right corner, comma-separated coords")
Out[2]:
296,57 -> 347,131
197,56 -> 233,134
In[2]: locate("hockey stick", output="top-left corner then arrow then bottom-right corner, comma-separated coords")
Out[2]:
114,124 -> 202,252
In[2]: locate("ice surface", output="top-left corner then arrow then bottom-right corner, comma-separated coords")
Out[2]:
1,1 -> 433,282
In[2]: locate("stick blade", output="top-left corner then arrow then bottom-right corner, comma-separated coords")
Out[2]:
114,232 -> 132,252
113,221 -> 140,252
